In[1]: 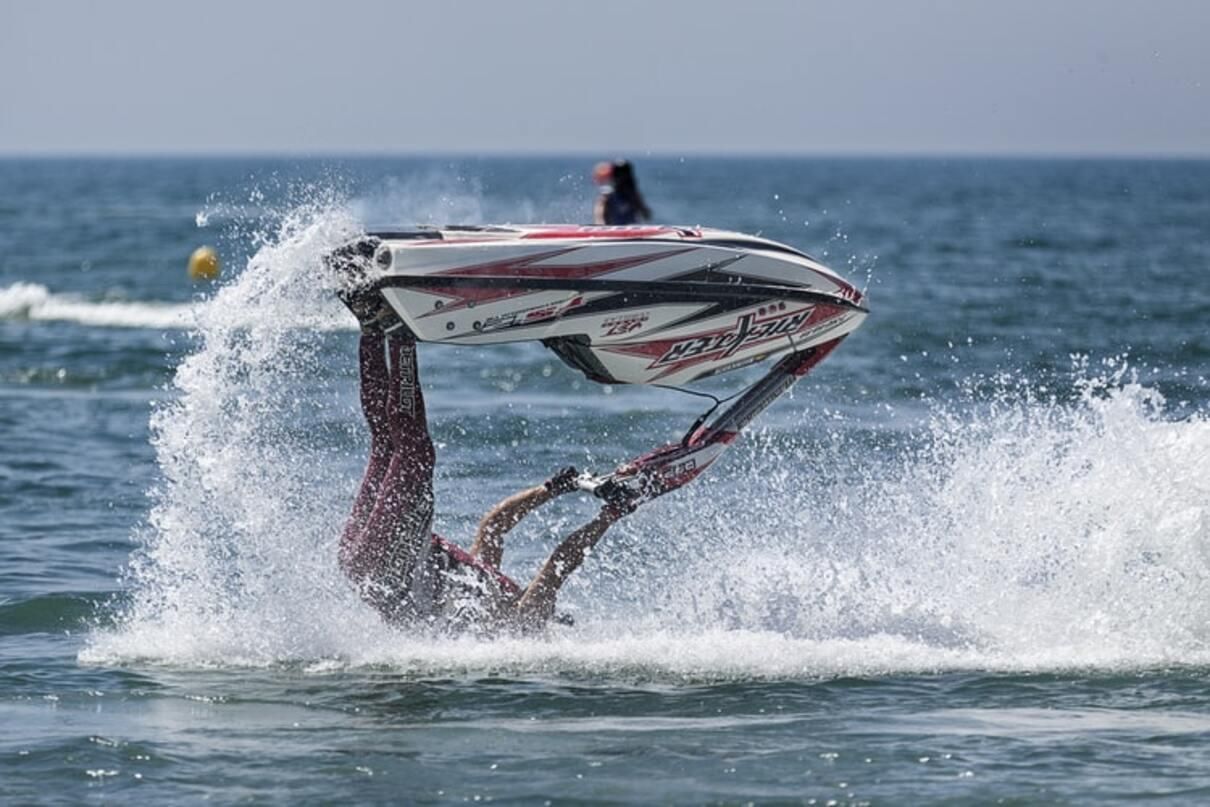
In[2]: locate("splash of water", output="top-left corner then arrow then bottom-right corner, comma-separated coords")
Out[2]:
621,367 -> 1210,672
84,200 -> 1210,677
85,200 -> 404,665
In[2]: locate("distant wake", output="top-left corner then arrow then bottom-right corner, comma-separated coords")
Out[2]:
82,199 -> 1210,680
0,282 -> 197,330
0,281 -> 353,331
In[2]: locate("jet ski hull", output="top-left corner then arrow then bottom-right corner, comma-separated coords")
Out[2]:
358,225 -> 867,386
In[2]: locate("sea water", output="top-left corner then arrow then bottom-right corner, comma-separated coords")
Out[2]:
1,157 -> 1209,803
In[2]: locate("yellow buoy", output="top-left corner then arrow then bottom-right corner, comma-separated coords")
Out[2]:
188,246 -> 221,282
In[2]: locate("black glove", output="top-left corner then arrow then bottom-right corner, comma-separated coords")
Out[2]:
601,496 -> 638,520
595,479 -> 640,518
543,466 -> 580,496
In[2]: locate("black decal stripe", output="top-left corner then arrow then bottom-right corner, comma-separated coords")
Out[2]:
544,255 -> 750,322
563,236 -> 814,261
374,275 -> 866,313
366,230 -> 816,259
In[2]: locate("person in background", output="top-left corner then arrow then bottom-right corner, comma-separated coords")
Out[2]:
593,159 -> 653,225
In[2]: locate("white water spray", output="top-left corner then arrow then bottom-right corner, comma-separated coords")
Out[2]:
86,202 -> 406,665
84,201 -> 1210,678
626,367 -> 1210,672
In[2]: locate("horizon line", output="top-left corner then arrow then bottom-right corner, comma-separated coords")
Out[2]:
1,148 -> 1209,162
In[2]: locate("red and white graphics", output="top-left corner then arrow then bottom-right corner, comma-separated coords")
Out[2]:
370,225 -> 867,387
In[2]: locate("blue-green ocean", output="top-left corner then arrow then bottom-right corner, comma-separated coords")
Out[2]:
2,157 -> 1209,804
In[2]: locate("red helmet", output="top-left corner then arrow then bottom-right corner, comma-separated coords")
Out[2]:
592,161 -> 613,184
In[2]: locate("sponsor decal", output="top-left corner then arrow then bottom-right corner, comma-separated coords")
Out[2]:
659,457 -> 698,481
834,283 -> 863,303
601,313 -> 649,337
652,308 -> 810,368
476,296 -> 584,332
703,353 -> 765,377
524,295 -> 584,322
476,313 -> 516,332
393,342 -> 418,417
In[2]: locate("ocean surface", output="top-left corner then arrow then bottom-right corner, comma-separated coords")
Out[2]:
1,156 -> 1208,804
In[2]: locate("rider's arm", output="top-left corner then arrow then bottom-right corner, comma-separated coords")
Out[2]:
593,195 -> 608,225
470,485 -> 552,568
513,501 -> 631,629
470,467 -> 579,568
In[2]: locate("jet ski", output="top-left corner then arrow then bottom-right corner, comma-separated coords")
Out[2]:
329,224 -> 868,505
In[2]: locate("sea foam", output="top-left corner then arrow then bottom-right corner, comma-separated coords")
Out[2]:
83,204 -> 1210,679
0,282 -> 198,330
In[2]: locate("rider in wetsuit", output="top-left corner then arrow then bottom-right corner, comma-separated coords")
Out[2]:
337,287 -> 632,632
593,159 -> 653,226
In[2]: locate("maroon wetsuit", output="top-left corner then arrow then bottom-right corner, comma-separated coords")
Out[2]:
340,331 -> 437,622
340,330 -> 522,626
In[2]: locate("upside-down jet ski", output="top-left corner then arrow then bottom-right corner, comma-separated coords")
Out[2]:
329,224 -> 868,506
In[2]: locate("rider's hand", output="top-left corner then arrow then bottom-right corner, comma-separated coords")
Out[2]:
543,466 -> 580,496
600,496 -> 637,521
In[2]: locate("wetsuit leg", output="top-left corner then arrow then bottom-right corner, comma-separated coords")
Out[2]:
340,332 -> 437,620
340,332 -> 394,550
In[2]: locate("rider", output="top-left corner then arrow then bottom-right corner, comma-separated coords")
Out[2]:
593,159 -> 653,226
337,286 -> 633,632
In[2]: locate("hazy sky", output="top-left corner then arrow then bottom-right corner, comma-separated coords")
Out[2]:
1,0 -> 1207,156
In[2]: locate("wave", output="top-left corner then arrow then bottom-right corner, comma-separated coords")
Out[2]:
0,282 -> 198,330
0,281 -> 354,332
0,592 -> 108,636
81,203 -> 1210,680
